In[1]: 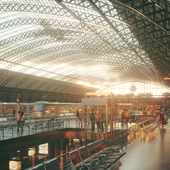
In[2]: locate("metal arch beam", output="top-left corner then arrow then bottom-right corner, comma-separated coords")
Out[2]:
86,0 -> 163,83
111,0 -> 170,78
54,0 -> 163,85
20,78 -> 35,89
112,1 -> 170,61
1,1 -> 161,83
0,58 -> 104,87
164,73 -> 170,80
0,69 -> 97,93
115,0 -> 170,36
54,0 -> 119,52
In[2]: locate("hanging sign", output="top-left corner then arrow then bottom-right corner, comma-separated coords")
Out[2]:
82,98 -> 107,106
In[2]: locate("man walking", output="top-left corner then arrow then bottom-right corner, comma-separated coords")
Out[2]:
90,109 -> 95,132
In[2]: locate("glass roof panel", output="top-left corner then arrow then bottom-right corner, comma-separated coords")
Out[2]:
0,0 -> 169,92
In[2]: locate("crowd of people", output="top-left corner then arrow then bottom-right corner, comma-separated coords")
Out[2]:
89,109 -> 106,132
121,109 -> 131,128
15,108 -> 166,135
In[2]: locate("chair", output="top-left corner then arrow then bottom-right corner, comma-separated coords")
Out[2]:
69,150 -> 91,170
78,146 -> 99,166
87,143 -> 106,161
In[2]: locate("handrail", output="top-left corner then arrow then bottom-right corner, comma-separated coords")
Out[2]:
0,118 -> 80,141
26,119 -> 152,170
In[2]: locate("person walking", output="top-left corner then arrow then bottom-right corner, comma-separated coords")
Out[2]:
16,111 -> 21,134
90,109 -> 95,132
50,111 -> 55,129
121,110 -> 125,128
101,111 -> 106,132
78,111 -> 82,127
13,108 -> 16,116
125,109 -> 130,128
95,112 -> 100,132
20,111 -> 25,133
76,110 -> 79,126
160,110 -> 164,128
50,111 -> 54,121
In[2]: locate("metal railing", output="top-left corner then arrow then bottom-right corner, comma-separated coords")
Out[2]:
0,115 -> 81,141
26,119 -> 152,170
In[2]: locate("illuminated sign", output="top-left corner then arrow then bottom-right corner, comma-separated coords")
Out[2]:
9,161 -> 21,170
28,148 -> 36,156
116,103 -> 132,105
39,143 -> 48,154
82,98 -> 107,106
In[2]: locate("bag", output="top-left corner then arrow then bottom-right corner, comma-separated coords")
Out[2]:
159,120 -> 162,125
76,111 -> 79,117
129,119 -> 131,124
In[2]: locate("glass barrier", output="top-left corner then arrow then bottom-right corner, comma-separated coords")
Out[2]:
0,115 -> 80,141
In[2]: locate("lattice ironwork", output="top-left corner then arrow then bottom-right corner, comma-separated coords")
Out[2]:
0,0 -> 170,94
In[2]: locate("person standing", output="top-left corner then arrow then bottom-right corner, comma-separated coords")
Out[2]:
90,109 -> 95,132
160,111 -> 164,128
78,111 -> 82,127
125,109 -> 130,128
101,111 -> 106,132
95,112 -> 100,132
121,110 -> 125,128
50,111 -> 54,121
20,111 -> 25,133
16,111 -> 21,134
13,108 -> 16,116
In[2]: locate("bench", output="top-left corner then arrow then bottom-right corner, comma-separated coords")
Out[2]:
26,153 -> 70,170
139,120 -> 158,139
69,139 -> 126,170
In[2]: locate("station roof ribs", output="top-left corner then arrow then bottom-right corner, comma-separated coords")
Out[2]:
0,0 -> 170,94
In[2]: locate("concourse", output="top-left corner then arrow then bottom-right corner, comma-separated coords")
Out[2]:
0,0 -> 170,170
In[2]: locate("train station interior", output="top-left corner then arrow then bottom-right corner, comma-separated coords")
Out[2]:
0,0 -> 170,170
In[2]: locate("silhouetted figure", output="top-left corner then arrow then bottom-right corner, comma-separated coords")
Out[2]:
20,111 -> 25,133
95,112 -> 100,132
101,112 -> 106,132
121,110 -> 125,128
16,111 -> 21,134
13,108 -> 16,116
78,111 -> 82,126
50,111 -> 54,121
125,109 -> 130,128
90,109 -> 95,132
160,111 -> 164,128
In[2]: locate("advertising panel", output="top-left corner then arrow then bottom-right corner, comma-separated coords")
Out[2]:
82,98 -> 107,106
39,143 -> 48,154
9,161 -> 21,170
28,148 -> 36,157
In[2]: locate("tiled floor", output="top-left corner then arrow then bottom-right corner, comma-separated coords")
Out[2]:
119,120 -> 170,170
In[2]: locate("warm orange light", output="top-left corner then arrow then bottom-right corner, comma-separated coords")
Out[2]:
39,143 -> 48,154
155,4 -> 163,10
9,161 -> 21,170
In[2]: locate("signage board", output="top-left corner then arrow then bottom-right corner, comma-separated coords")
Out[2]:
28,148 -> 36,156
82,98 -> 107,106
9,161 -> 21,170
39,143 -> 48,154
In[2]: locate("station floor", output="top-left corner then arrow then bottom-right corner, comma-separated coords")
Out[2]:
119,120 -> 170,170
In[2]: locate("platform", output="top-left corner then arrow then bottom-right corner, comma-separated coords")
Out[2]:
120,119 -> 170,170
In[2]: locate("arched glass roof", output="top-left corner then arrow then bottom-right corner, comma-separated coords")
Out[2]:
0,0 -> 170,94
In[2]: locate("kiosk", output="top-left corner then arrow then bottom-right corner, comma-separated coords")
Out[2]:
81,92 -> 114,134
